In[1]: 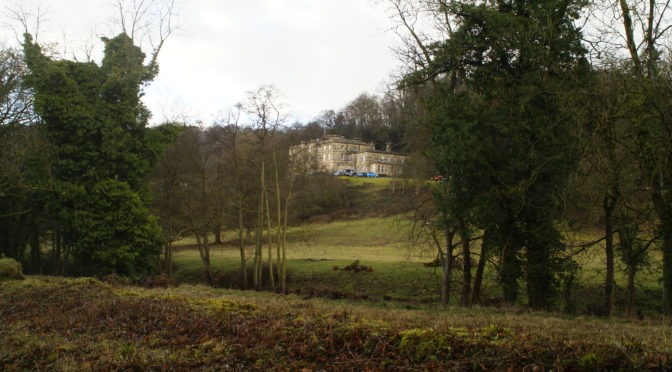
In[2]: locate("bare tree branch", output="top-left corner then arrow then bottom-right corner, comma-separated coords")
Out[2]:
4,0 -> 47,44
112,0 -> 179,69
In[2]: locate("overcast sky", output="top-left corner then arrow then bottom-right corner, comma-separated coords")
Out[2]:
1,0 -> 402,125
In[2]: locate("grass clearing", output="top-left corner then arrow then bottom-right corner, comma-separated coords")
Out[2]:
340,175 -> 396,188
173,216 -> 445,302
173,215 -> 667,315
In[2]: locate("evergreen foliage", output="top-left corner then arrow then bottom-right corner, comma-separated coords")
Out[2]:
20,33 -> 164,276
414,0 -> 589,309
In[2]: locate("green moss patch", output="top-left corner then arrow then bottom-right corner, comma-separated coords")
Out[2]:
0,258 -> 23,281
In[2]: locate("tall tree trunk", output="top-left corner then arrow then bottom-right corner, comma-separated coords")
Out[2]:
254,160 -> 266,291
197,162 -> 213,285
29,222 -> 41,275
653,176 -> 672,314
436,226 -> 455,307
500,238 -> 521,305
165,241 -> 173,277
526,239 -> 551,310
51,229 -> 60,275
213,224 -> 222,245
619,0 -> 669,315
61,243 -> 71,276
164,190 -> 174,277
627,266 -> 636,317
279,177 -> 294,294
272,147 -> 283,293
618,0 -> 643,76
237,197 -> 248,290
265,189 -> 275,291
195,232 -> 213,285
281,193 -> 290,294
471,231 -> 491,305
459,217 -> 471,307
53,229 -> 67,276
604,193 -> 617,317
661,243 -> 672,311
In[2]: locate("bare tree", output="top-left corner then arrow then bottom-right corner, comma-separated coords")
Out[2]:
591,0 -> 672,314
213,106 -> 255,289
3,0 -> 46,43
244,86 -> 291,292
245,86 -> 279,290
112,0 -> 178,71
381,0 -> 454,75
152,126 -> 218,284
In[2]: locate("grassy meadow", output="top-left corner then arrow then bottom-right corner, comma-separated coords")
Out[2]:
172,209 -> 663,315
173,216 -> 447,303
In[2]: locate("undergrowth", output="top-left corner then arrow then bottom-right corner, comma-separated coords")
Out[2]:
1,277 -> 670,370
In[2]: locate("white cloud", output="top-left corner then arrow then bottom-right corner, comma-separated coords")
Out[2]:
2,0 -> 402,124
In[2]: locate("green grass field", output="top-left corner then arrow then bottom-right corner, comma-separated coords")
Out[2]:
173,216 -> 446,303
171,213 -> 663,315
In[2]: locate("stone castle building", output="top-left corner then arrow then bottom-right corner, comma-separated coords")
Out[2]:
289,135 -> 408,176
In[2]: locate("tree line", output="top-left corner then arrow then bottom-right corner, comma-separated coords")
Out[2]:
386,0 -> 672,316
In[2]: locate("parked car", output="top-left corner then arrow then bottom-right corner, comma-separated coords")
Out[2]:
334,169 -> 356,176
355,171 -> 378,177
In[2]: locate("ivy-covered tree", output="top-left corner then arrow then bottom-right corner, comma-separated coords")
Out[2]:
407,0 -> 590,309
22,33 -> 164,276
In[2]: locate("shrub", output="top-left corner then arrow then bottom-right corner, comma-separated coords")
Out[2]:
0,258 -> 24,281
398,328 -> 452,362
334,260 -> 374,273
145,273 -> 174,288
